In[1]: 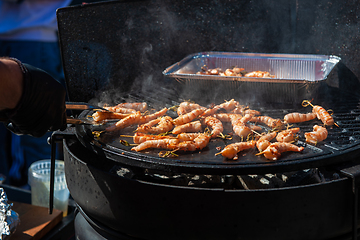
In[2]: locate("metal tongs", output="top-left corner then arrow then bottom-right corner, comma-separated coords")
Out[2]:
65,102 -> 108,125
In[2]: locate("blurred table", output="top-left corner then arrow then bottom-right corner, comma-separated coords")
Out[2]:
0,184 -> 75,240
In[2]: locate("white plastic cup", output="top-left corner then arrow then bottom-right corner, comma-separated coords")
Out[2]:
28,160 -> 69,216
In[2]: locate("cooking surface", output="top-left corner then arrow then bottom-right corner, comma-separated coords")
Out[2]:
74,87 -> 360,174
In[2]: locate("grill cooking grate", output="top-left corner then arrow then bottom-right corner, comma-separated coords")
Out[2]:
77,83 -> 360,175
106,87 -> 360,150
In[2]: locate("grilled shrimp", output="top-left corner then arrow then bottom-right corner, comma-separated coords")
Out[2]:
104,106 -> 136,114
219,140 -> 256,160
284,112 -> 316,124
136,118 -> 161,133
250,115 -> 283,129
177,101 -> 207,115
172,121 -> 202,134
232,106 -> 261,116
172,108 -> 205,126
256,131 -> 277,152
177,133 -> 202,141
202,99 -> 238,116
232,114 -> 253,138
133,132 -> 172,144
249,124 -> 263,132
224,68 -> 237,76
117,102 -> 148,112
302,100 -> 335,126
304,125 -> 328,145
176,133 -> 211,152
204,116 -> 223,138
233,67 -> 245,74
136,116 -> 174,134
276,127 -> 300,143
92,111 -> 130,122
262,142 -> 304,161
106,111 -> 142,132
214,113 -> 241,123
131,138 -> 179,152
244,71 -> 274,78
138,108 -> 168,124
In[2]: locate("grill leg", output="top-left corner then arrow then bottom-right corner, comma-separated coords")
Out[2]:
354,187 -> 359,240
48,128 -> 77,214
338,164 -> 360,240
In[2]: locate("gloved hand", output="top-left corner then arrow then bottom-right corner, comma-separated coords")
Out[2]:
2,62 -> 67,137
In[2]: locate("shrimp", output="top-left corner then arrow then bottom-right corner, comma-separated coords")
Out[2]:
117,102 -> 148,112
136,116 -> 174,134
196,66 -> 222,75
204,116 -> 223,138
149,116 -> 174,134
302,100 -> 335,126
92,111 -> 130,122
233,67 -> 245,74
104,106 -> 137,114
276,127 -> 300,143
172,108 -> 205,126
224,68 -> 237,76
249,124 -> 263,132
284,112 -> 316,124
232,106 -> 261,116
133,132 -> 172,144
177,101 -> 207,115
214,113 -> 242,123
202,99 -> 238,116
244,71 -> 274,78
231,114 -> 253,138
250,115 -> 283,130
304,125 -> 328,145
138,108 -> 168,124
262,142 -> 304,161
177,133 -> 202,141
106,111 -> 142,132
131,138 -> 179,152
218,140 -> 256,160
176,134 -> 211,152
136,118 -> 161,133
172,121 -> 202,134
215,113 -> 260,134
256,132 -> 277,152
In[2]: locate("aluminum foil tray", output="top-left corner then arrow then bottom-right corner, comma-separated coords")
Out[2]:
163,52 -> 341,105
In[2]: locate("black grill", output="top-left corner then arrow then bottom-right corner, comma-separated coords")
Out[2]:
54,1 -> 360,239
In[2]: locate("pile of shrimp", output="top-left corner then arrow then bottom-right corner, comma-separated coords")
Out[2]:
90,99 -> 336,161
196,65 -> 275,78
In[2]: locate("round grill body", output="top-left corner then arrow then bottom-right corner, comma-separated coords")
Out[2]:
64,138 -> 357,240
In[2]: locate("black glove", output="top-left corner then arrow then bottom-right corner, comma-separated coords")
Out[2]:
2,62 -> 67,137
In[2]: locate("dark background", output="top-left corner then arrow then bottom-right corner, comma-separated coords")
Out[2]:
58,0 -> 360,103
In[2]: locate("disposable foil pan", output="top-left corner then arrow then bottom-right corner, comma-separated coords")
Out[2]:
163,52 -> 341,105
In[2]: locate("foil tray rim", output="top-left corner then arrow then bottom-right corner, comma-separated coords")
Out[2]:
163,51 -> 341,83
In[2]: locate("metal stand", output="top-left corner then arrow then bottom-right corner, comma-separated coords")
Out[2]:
49,127 -> 77,214
339,164 -> 360,240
